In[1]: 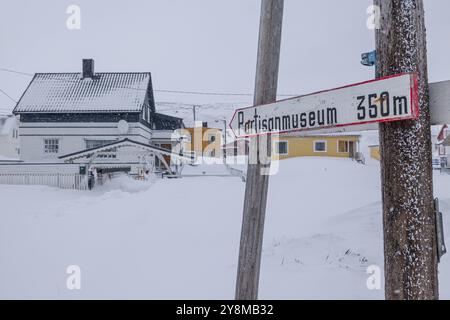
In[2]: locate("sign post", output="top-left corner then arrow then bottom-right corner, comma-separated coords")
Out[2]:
235,0 -> 284,301
230,73 -> 419,138
375,0 -> 438,300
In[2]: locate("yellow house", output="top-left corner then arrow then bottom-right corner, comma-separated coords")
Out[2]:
180,123 -> 222,158
271,134 -> 361,160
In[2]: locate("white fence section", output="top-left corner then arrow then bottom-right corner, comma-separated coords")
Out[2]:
0,163 -> 88,190
0,173 -> 88,190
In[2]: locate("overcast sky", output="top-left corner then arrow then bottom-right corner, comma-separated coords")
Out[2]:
1,0 -> 450,113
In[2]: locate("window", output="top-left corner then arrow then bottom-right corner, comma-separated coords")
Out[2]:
314,141 -> 327,153
208,134 -> 216,143
44,139 -> 59,154
338,140 -> 349,153
85,140 -> 116,149
274,141 -> 288,155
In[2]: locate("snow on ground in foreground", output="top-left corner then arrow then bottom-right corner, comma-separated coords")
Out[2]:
0,158 -> 449,299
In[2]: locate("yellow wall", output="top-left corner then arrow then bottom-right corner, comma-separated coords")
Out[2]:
272,135 -> 360,160
181,127 -> 222,157
370,146 -> 381,161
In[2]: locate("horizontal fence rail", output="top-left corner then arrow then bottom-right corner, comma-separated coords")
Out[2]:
0,173 -> 88,190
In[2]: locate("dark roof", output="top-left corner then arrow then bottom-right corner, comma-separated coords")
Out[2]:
14,72 -> 154,114
153,112 -> 185,130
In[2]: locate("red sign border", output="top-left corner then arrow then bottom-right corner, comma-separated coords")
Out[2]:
229,72 -> 420,139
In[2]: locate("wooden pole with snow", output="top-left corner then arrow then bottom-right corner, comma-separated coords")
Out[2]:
375,0 -> 439,299
235,0 -> 284,300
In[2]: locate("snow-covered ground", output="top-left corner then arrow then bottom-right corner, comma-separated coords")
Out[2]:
0,157 -> 449,299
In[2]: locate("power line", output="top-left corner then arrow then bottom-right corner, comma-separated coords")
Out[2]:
0,88 -> 17,103
0,67 -> 299,98
155,89 -> 253,97
0,68 -> 33,77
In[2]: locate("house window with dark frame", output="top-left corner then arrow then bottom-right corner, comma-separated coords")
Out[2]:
314,141 -> 327,153
44,139 -> 59,154
338,140 -> 349,153
274,141 -> 288,155
208,134 -> 216,143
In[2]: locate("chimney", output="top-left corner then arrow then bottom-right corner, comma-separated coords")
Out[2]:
82,59 -> 95,79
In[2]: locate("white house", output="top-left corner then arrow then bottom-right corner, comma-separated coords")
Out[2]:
0,115 -> 20,160
12,59 -> 186,174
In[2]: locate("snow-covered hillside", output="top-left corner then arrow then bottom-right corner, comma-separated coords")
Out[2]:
0,157 -> 449,299
156,101 -> 244,128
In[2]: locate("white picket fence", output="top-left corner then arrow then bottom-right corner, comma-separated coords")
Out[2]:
0,173 -> 89,190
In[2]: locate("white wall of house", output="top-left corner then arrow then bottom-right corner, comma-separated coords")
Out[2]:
18,121 -> 152,161
0,116 -> 20,159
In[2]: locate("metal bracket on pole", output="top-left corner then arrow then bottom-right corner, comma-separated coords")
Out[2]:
435,198 -> 447,263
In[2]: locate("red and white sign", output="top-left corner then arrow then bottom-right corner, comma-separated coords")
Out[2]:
229,73 -> 419,138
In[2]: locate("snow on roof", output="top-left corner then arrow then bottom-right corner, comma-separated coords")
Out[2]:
14,73 -> 152,113
0,156 -> 20,162
0,116 -> 16,136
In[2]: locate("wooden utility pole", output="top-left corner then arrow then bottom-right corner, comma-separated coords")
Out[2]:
235,0 -> 284,300
375,0 -> 439,300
